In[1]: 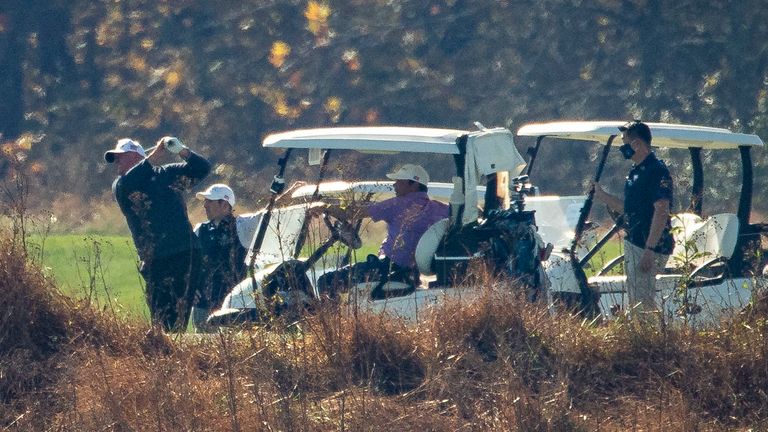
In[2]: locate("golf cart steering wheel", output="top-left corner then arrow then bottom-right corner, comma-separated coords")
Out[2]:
323,213 -> 362,249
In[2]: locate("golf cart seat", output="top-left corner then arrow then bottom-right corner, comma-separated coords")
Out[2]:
665,213 -> 739,269
590,213 -> 739,292
415,218 -> 450,276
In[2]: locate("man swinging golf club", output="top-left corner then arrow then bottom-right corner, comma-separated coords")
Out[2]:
105,136 -> 211,331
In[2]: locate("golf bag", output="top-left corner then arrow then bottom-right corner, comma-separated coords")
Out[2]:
433,208 -> 544,300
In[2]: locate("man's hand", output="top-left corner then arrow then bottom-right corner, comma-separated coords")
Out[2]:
590,181 -> 623,214
161,136 -> 187,154
639,249 -> 654,272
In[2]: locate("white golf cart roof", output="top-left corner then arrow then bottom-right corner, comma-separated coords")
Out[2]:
263,127 -> 467,154
517,121 -> 764,149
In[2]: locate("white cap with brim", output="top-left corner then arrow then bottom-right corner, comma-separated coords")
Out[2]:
385,163 -> 430,186
104,138 -> 146,163
196,184 -> 236,207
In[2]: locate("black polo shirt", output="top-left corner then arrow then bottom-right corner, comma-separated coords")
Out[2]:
624,152 -> 674,254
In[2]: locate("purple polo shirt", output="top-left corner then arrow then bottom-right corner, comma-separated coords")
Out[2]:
367,191 -> 449,268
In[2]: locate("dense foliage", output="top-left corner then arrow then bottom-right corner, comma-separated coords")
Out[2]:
1,0 -> 767,221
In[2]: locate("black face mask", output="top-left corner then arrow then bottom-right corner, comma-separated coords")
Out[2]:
619,143 -> 635,160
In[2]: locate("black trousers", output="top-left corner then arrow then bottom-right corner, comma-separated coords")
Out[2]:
140,249 -> 201,332
317,255 -> 417,299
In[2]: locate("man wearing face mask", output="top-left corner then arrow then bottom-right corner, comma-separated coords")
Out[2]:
593,120 -> 674,314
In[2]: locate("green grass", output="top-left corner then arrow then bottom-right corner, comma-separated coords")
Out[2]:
32,234 -> 150,321
584,238 -> 624,276
33,234 -> 381,323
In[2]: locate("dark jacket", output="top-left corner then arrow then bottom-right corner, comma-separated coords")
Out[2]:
113,151 -> 211,262
194,214 -> 247,308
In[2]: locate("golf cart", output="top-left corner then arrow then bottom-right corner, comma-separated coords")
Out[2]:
516,121 -> 766,325
208,125 -> 563,325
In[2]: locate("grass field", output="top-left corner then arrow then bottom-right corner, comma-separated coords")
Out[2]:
34,233 -> 382,323
33,234 -> 150,320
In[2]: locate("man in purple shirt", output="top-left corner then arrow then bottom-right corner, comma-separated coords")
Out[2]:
367,164 -> 449,268
318,164 -> 448,294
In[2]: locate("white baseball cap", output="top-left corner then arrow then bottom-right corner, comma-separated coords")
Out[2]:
196,184 -> 236,207
104,138 -> 146,163
386,164 -> 430,186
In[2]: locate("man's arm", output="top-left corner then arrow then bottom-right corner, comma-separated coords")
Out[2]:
593,182 -> 624,214
157,141 -> 211,189
639,199 -> 670,272
148,137 -> 210,182
645,199 -> 670,251
320,201 -> 369,221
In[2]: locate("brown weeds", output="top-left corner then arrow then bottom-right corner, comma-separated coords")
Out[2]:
1,234 -> 767,430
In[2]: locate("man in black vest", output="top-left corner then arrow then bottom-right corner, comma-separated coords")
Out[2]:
192,184 -> 248,332
593,121 -> 674,314
106,136 -> 211,331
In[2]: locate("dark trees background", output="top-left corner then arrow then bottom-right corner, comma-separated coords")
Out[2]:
1,0 -> 767,222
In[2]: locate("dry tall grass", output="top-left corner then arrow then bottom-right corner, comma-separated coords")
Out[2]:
2,230 -> 767,431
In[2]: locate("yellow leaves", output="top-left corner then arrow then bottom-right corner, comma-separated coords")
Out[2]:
1,134 -> 43,168
324,97 -> 341,113
274,94 -> 291,117
128,54 -> 148,72
96,9 -> 124,47
250,84 -> 303,120
141,38 -> 154,51
324,97 -> 342,122
269,41 -> 291,68
273,94 -> 302,119
305,1 -> 330,35
1,143 -> 15,156
305,1 -> 332,45
704,73 -> 721,88
105,73 -> 122,88
129,21 -> 144,36
165,70 -> 181,89
16,134 -> 35,151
